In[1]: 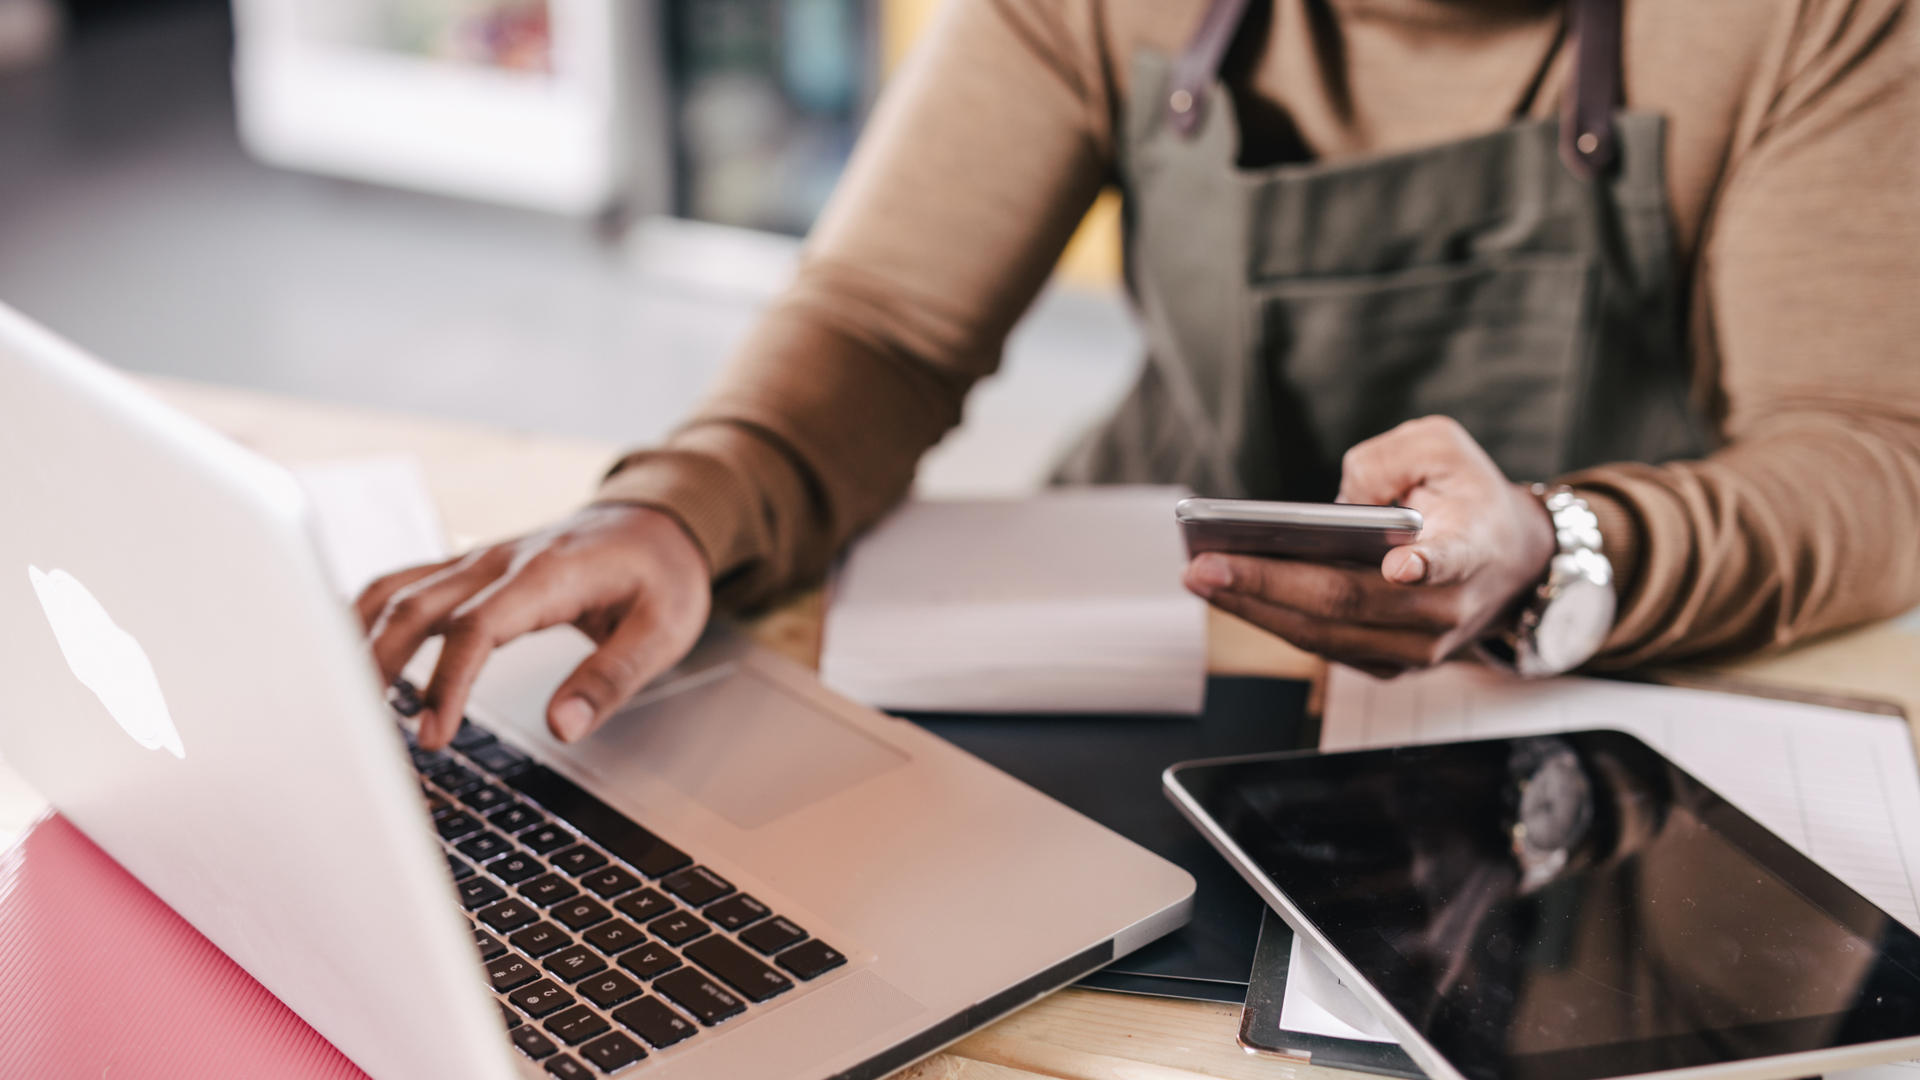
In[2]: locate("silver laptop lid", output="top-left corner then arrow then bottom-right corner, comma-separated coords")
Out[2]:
0,302 -> 517,1080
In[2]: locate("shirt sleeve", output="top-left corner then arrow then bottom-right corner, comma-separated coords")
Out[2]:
596,0 -> 1119,610
1571,0 -> 1920,666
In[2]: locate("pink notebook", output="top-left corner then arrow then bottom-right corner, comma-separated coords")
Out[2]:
0,812 -> 368,1079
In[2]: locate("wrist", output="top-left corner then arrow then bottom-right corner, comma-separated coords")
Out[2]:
583,502 -> 713,580
1481,485 -> 1615,677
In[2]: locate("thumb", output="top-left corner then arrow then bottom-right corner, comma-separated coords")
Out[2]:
1382,530 -> 1481,587
547,611 -> 684,743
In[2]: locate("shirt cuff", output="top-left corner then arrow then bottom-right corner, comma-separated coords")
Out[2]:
592,440 -> 763,582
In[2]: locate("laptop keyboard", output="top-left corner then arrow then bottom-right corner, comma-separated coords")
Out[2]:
395,686 -> 847,1076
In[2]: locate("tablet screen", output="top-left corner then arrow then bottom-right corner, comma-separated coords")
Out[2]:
1171,732 -> 1920,1080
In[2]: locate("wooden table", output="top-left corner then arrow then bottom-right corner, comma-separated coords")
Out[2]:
142,375 -> 1920,1080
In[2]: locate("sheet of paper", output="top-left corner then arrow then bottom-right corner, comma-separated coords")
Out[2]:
1278,661 -> 1920,1059
1898,604 -> 1920,635
820,487 -> 1206,714
291,454 -> 449,600
1279,933 -> 1398,1042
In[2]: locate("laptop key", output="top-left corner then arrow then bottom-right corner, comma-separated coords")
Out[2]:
739,916 -> 806,955
450,719 -> 497,752
777,939 -> 847,981
446,853 -> 477,881
581,866 -> 643,899
392,679 -> 426,718
510,979 -> 576,1019
470,741 -> 530,776
507,766 -> 692,878
489,804 -> 546,834
612,889 -> 671,924
611,997 -> 697,1049
520,873 -> 580,907
488,852 -> 544,885
462,785 -> 514,814
661,866 -> 734,907
703,894 -> 770,931
580,969 -> 643,1009
544,1004 -> 612,1045
550,845 -> 609,876
654,968 -> 745,1025
500,999 -> 522,1028
456,878 -> 508,910
520,826 -> 576,855
511,1024 -> 559,1060
411,747 -> 451,772
456,832 -> 513,863
553,898 -> 612,932
510,921 -> 572,958
544,944 -> 608,982
581,1031 -> 647,1073
685,936 -> 792,1003
436,813 -> 483,842
544,1055 -> 590,1079
431,764 -> 484,794
486,955 -> 541,992
617,943 -> 682,981
477,899 -> 539,933
426,792 -> 451,817
646,912 -> 709,946
475,929 -> 509,960
582,919 -> 644,955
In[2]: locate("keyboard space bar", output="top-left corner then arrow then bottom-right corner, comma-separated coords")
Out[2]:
506,766 -> 693,879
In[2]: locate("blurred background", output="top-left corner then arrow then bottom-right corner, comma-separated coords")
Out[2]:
0,0 -> 1137,495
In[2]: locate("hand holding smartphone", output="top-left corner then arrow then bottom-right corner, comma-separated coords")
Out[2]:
1175,498 -> 1422,566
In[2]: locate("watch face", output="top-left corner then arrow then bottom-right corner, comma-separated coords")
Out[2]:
1534,578 -> 1614,673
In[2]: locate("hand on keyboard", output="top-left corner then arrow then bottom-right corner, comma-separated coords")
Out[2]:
356,504 -> 711,750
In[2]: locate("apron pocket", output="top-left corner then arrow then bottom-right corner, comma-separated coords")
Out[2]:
1254,252 -> 1595,485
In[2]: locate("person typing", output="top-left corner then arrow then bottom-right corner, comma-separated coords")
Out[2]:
362,0 -> 1920,751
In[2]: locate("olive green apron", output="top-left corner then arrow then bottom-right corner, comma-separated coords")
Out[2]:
1056,0 -> 1709,499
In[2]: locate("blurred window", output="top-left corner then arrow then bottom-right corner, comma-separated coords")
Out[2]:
357,0 -> 555,74
668,0 -> 868,235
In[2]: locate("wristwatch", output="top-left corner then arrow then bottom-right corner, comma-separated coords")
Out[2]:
1482,485 -> 1615,678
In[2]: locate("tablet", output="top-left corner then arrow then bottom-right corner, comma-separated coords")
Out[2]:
1164,732 -> 1920,1080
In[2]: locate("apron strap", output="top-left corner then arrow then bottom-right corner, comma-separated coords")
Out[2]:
1168,0 -> 1624,181
1561,0 -> 1621,179
1165,0 -> 1252,137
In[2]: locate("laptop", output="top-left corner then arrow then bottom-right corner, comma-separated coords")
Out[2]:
0,301 -> 1196,1080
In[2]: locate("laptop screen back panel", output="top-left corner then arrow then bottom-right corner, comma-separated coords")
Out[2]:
0,305 -> 519,1080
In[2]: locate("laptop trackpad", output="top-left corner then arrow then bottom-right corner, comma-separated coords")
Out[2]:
581,668 -> 908,830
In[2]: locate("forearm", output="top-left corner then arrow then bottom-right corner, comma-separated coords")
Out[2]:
594,300 -> 970,611
1572,411 -> 1920,667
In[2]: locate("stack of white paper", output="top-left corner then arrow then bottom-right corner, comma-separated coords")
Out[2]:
820,487 -> 1207,715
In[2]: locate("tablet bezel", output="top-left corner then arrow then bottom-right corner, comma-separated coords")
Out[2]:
1164,735 -> 1920,1080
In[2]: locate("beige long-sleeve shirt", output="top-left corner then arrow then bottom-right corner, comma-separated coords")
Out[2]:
598,0 -> 1920,667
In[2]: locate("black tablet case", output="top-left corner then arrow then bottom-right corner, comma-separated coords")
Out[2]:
898,675 -> 1313,1003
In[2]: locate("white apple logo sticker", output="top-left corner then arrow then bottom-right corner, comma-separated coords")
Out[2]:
28,565 -> 185,759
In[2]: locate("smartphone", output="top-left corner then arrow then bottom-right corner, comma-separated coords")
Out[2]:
1175,497 -> 1422,565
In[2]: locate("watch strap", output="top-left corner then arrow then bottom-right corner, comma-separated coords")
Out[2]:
1482,485 -> 1615,677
